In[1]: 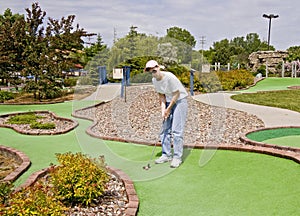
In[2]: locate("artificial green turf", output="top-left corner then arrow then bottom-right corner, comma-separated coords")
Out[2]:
134,150 -> 300,216
264,136 -> 300,147
1,93 -> 300,215
246,128 -> 300,148
239,77 -> 300,93
246,128 -> 300,141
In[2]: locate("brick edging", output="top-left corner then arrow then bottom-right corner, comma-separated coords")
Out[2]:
16,165 -> 139,216
0,110 -> 78,135
0,100 -> 65,105
0,145 -> 31,183
240,126 -> 300,153
106,167 -> 139,216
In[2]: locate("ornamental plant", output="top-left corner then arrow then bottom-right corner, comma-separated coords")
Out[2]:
30,122 -> 56,129
3,181 -> 67,215
0,91 -> 15,103
0,181 -> 13,206
6,113 -> 42,125
50,152 -> 109,206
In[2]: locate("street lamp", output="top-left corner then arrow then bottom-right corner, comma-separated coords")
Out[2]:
262,14 -> 279,50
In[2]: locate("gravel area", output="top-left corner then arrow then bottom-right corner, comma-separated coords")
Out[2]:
75,85 -> 265,147
64,173 -> 128,216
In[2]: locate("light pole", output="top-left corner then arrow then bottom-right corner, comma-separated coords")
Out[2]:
262,14 -> 279,50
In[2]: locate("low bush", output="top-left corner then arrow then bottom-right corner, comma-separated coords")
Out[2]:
63,78 -> 77,87
30,122 -> 56,129
50,152 -> 109,206
216,69 -> 254,90
191,69 -> 254,92
3,182 -> 67,215
131,72 -> 152,83
0,91 -> 15,103
6,113 -> 43,125
0,181 -> 13,206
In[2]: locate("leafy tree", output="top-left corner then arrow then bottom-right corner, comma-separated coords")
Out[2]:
166,26 -> 196,48
207,33 -> 273,67
166,27 -> 196,64
0,9 -> 26,86
107,26 -> 157,76
20,3 -> 89,100
286,46 -> 300,61
210,39 -> 231,65
84,34 -> 110,83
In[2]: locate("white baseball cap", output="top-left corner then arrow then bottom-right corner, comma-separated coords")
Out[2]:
145,60 -> 159,70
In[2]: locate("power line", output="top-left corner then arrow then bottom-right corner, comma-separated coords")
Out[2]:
199,36 -> 206,50
199,36 -> 206,65
113,27 -> 117,44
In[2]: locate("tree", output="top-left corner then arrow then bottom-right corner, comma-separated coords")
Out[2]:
287,46 -> 300,61
207,33 -> 273,67
210,39 -> 231,65
20,2 -> 90,100
166,27 -> 196,64
166,26 -> 196,48
0,9 -> 26,86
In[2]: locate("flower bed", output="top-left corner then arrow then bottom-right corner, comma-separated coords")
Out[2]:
0,111 -> 78,135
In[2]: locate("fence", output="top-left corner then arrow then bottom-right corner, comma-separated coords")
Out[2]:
265,61 -> 300,78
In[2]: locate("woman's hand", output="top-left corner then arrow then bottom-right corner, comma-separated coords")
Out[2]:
163,107 -> 171,120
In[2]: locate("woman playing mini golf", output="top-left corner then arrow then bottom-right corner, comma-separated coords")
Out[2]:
144,60 -> 188,168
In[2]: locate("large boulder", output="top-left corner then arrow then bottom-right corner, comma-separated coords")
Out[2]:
249,50 -> 288,74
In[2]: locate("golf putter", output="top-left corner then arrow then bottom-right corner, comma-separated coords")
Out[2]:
143,120 -> 165,170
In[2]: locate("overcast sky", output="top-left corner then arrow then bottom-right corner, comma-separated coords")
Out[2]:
1,0 -> 299,51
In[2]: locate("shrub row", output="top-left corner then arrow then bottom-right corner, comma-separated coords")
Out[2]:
178,69 -> 254,93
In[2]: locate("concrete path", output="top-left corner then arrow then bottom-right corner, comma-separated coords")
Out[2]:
193,92 -> 300,127
82,83 -> 121,102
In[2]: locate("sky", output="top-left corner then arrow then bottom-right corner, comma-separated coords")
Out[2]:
1,0 -> 299,51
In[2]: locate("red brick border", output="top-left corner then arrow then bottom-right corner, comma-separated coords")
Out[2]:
0,145 -> 31,183
16,165 -> 139,216
0,110 -> 78,135
240,126 -> 300,153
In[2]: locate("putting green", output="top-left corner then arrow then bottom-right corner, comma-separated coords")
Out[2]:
246,128 -> 300,148
239,77 -> 300,93
1,101 -> 300,215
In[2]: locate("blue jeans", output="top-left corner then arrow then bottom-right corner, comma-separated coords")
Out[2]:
160,98 -> 188,159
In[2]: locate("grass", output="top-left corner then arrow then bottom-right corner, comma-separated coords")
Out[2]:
231,89 -> 300,113
239,77 -> 300,93
246,128 -> 300,148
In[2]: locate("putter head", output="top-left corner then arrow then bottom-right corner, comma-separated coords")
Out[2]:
143,164 -> 151,170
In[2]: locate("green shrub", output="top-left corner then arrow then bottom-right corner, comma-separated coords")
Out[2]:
131,72 -> 152,83
0,91 -> 15,102
4,182 -> 67,215
30,122 -> 56,129
193,71 -> 223,93
43,86 -> 63,99
78,76 -> 92,85
6,113 -> 43,125
216,69 -> 254,90
257,65 -> 266,77
0,181 -> 13,205
63,78 -> 77,87
50,152 -> 109,206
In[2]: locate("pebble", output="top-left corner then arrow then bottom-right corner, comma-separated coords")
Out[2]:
75,85 -> 264,146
